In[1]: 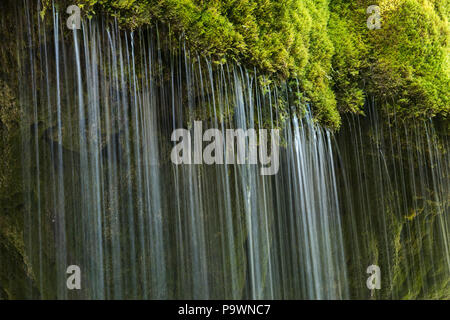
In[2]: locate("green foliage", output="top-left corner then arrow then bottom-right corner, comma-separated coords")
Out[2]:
371,0 -> 449,119
329,0 -> 449,120
40,0 -> 341,128
328,1 -> 368,115
40,0 -> 450,129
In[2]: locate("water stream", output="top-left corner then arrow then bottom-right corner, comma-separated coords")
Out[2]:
2,1 -> 448,299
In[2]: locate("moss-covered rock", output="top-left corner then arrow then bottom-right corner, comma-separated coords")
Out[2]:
40,0 -> 341,128
330,0 -> 449,121
1,0 -> 448,300
40,0 -> 449,129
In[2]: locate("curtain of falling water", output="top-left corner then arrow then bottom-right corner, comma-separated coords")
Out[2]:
335,100 -> 449,299
15,2 -> 348,299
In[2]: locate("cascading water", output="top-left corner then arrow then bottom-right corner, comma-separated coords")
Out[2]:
1,1 -> 448,300
335,102 -> 449,299
12,2 -> 348,299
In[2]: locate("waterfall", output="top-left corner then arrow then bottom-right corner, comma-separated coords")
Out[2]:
13,3 -> 349,299
335,102 -> 450,299
3,1 -> 447,300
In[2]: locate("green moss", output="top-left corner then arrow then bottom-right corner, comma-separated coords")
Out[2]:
39,0 -> 449,129
330,0 -> 449,121
328,2 -> 368,115
371,0 -> 449,119
39,0 -> 340,128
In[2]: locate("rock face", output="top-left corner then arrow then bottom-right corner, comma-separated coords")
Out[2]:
0,0 -> 448,299
0,79 -> 38,299
335,103 -> 449,299
39,0 -> 449,130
